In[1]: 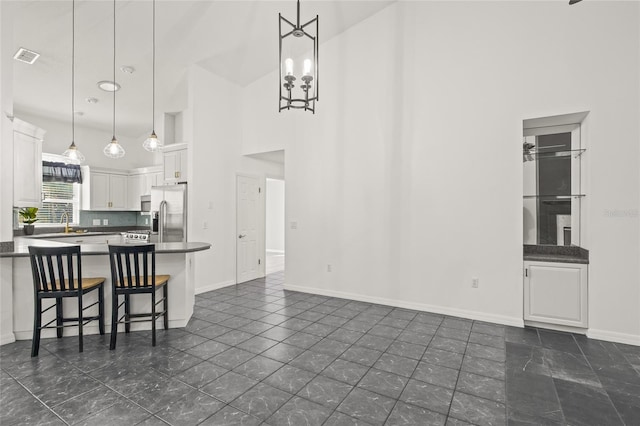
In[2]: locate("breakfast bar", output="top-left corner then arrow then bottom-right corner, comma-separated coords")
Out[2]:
1,234 -> 210,342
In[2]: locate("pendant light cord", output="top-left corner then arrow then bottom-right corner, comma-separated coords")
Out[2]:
112,0 -> 116,140
71,0 -> 75,145
152,0 -> 156,133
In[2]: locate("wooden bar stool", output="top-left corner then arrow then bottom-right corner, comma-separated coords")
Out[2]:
28,245 -> 105,357
107,244 -> 169,349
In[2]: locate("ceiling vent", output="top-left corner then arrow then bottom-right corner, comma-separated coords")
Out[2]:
13,48 -> 40,64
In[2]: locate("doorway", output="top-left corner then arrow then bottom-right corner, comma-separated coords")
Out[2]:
265,178 -> 285,275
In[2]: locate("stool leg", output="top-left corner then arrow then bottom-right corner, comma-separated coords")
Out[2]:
110,293 -> 118,350
77,293 -> 84,353
163,284 -> 168,330
151,289 -> 156,347
124,294 -> 131,333
31,297 -> 42,357
55,297 -> 63,338
98,285 -> 105,335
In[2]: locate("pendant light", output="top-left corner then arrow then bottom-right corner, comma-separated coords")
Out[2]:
143,0 -> 162,152
104,0 -> 125,159
62,0 -> 85,163
279,0 -> 319,113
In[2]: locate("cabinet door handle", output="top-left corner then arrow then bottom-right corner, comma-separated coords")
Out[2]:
525,268 -> 528,277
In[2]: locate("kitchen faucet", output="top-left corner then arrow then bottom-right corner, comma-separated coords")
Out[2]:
60,212 -> 72,234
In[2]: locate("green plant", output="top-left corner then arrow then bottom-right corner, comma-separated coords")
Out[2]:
19,207 -> 39,225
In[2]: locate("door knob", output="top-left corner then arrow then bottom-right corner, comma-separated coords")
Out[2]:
238,234 -> 246,239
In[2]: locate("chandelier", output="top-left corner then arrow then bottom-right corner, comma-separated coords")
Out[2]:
279,0 -> 318,113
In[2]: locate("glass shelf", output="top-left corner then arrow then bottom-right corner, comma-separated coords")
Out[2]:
523,148 -> 585,161
523,194 -> 586,199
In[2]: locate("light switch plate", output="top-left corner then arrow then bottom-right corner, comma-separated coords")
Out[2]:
102,219 -> 109,225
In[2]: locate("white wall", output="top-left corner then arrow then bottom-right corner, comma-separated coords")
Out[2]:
266,178 -> 285,253
242,1 -> 640,344
13,110 -> 160,170
0,1 -> 16,345
187,65 -> 284,294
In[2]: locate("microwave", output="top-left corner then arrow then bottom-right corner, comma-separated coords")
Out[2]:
140,195 -> 151,212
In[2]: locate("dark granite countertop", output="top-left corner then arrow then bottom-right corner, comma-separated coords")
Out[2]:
0,236 -> 210,258
13,225 -> 147,237
524,245 -> 589,264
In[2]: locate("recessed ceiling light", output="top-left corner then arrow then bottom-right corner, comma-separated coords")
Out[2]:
13,47 -> 40,64
97,80 -> 120,92
86,97 -> 99,104
120,66 -> 135,74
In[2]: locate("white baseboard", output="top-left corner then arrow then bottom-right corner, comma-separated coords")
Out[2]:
195,279 -> 236,295
0,333 -> 16,346
266,250 -> 285,255
587,328 -> 640,346
284,283 -> 524,328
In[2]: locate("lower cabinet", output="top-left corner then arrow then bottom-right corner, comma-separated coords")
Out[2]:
524,261 -> 588,328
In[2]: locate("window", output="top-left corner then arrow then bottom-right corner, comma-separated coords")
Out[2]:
40,181 -> 80,225
39,154 -> 81,226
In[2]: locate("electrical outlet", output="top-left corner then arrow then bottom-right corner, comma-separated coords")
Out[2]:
102,219 -> 108,226
327,264 -> 332,272
203,221 -> 208,229
472,278 -> 479,288
290,221 -> 298,230
92,219 -> 100,226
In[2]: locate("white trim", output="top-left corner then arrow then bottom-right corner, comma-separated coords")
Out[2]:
0,333 -> 16,346
284,283 -> 524,328
266,249 -> 285,255
524,320 -> 587,335
587,328 -> 640,347
195,279 -> 236,295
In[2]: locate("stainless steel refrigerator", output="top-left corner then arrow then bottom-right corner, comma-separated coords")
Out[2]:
150,183 -> 187,242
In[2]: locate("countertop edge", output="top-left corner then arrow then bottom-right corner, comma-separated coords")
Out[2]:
523,254 -> 589,264
1,240 -> 211,258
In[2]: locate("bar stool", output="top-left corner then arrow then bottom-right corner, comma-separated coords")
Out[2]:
107,244 -> 169,349
28,245 -> 105,357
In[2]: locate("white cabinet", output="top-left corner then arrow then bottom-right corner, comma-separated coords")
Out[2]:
127,166 -> 163,210
83,170 -> 128,210
13,119 -> 45,207
524,261 -> 588,329
127,174 -> 143,210
163,144 -> 188,184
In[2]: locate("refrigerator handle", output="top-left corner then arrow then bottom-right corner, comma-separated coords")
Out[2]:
159,200 -> 167,243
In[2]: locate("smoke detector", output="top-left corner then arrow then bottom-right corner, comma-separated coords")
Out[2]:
13,47 -> 40,64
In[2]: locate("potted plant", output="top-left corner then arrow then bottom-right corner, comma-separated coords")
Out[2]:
19,207 -> 39,235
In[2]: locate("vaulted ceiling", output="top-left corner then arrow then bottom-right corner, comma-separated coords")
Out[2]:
10,0 -> 393,137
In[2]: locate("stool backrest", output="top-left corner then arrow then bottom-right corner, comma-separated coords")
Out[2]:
29,245 -> 82,294
108,244 -> 156,288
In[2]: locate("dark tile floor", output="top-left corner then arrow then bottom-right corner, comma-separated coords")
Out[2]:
1,271 -> 639,425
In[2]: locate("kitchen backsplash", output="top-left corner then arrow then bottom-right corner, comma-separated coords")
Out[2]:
79,211 -> 151,228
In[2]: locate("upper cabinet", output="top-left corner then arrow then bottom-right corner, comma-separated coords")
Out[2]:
127,166 -> 163,210
13,118 -> 45,207
163,143 -> 188,184
82,169 -> 128,210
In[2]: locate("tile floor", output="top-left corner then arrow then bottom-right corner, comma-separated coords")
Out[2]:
1,271 -> 639,425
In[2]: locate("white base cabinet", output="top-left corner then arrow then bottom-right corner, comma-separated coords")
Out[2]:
524,261 -> 588,328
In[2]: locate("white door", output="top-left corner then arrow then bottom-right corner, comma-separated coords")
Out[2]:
236,175 -> 261,284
